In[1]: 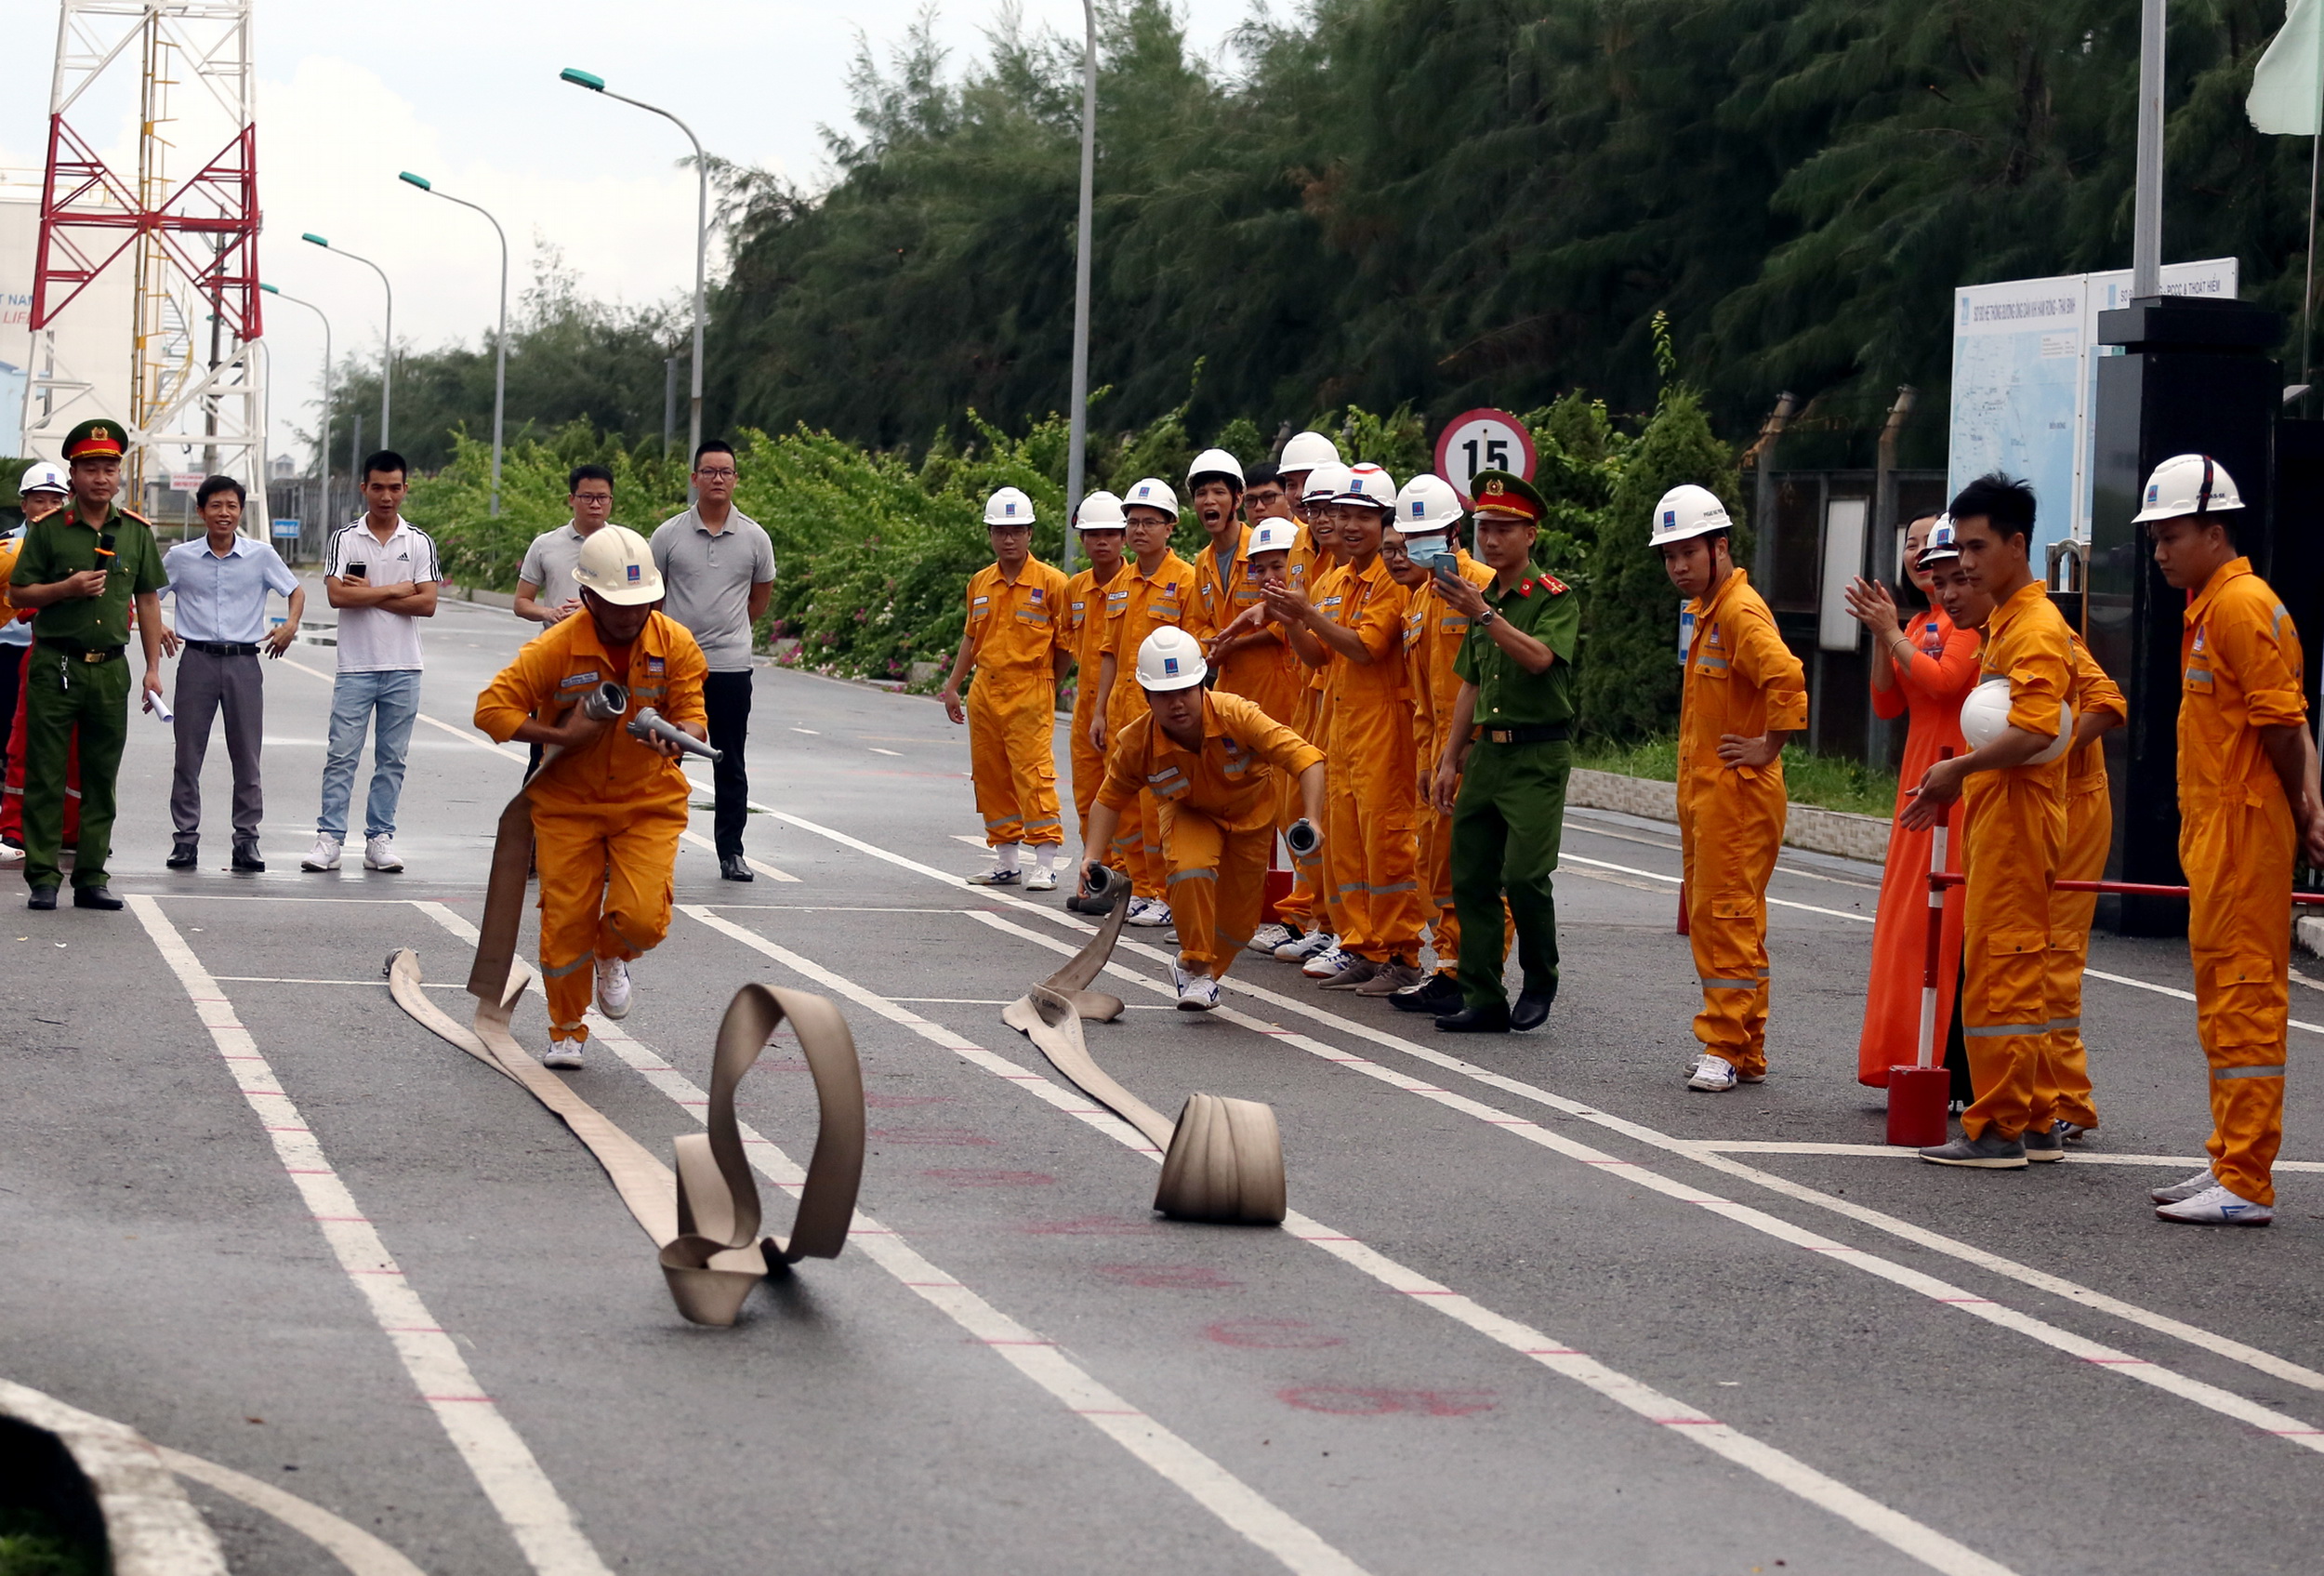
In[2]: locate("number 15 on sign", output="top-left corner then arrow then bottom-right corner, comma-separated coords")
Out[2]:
1433,408 -> 1538,503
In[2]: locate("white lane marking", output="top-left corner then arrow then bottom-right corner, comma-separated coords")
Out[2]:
868,747 -> 903,756
966,908 -> 2324,1451
403,903 -> 1367,1576
213,975 -> 469,989
160,1447 -> 429,1576
952,835 -> 989,848
1564,814 -> 1881,889
1563,852 -> 1868,922
1695,1140 -> 2324,1172
701,905 -> 973,913
677,827 -> 800,881
757,809 -> 2324,1407
791,727 -> 820,735
128,896 -> 614,1576
688,905 -> 2020,1576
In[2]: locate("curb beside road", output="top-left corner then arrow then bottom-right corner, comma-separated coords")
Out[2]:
1566,767 -> 1892,864
0,1378 -> 228,1576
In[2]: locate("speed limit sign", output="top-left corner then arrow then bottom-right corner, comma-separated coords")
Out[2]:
1433,408 -> 1538,503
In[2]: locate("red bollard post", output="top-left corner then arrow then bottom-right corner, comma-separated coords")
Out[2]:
1887,749 -> 1953,1146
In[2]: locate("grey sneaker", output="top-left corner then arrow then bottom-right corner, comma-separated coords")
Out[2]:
1920,1132 -> 2028,1169
2023,1126 -> 2066,1162
2053,1119 -> 2093,1146
2150,1165 -> 2217,1204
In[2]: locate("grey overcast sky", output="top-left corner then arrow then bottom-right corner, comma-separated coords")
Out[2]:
0,0 -> 1254,463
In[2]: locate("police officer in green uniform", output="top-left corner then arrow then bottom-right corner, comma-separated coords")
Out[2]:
1426,470 -> 1579,1033
9,418 -> 168,910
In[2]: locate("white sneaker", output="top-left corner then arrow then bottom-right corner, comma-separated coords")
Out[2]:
1127,897 -> 1173,927
0,842 -> 22,867
301,835 -> 342,871
595,957 -> 631,1020
1302,944 -> 1355,979
2150,1165 -> 2217,1204
363,835 -> 403,872
542,1041 -> 586,1070
1686,1053 -> 1738,1093
1246,922 -> 1295,955
1275,930 -> 1335,962
1176,972 -> 1221,1012
2155,1181 -> 2273,1226
1024,867 -> 1058,893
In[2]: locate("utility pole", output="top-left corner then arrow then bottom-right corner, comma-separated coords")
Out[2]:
2132,0 -> 2166,297
1062,0 -> 1098,573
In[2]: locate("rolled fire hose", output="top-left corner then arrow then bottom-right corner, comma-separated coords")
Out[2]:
1000,867 -> 1287,1225
384,682 -> 867,1326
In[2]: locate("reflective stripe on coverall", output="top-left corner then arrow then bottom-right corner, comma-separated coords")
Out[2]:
1314,554 -> 1419,963
2179,558 -> 2305,1206
1100,551 -> 1209,899
1096,691 -> 1324,976
1406,550 -> 1505,978
475,611 -> 708,1043
1064,563 -> 1123,845
964,559 -> 1069,846
1677,568 -> 1807,1077
1957,580 -> 2073,1142
2036,631 -> 2126,1131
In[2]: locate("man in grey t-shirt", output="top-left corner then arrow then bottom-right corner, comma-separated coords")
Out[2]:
650,439 -> 775,881
514,464 -> 617,627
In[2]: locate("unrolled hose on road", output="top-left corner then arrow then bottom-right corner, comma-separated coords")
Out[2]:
1001,868 -> 1287,1225
385,701 -> 866,1326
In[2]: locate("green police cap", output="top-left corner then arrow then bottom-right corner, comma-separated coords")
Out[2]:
62,419 -> 127,462
1469,469 -> 1545,522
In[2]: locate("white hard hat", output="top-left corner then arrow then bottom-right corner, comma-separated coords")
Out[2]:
1074,490 -> 1126,530
18,461 -> 67,497
572,523 -> 664,605
1649,483 -> 1732,547
2133,454 -> 2246,524
1960,676 -> 2073,765
1393,473 -> 1463,535
1336,463 -> 1396,510
1136,626 -> 1207,692
984,486 -> 1036,526
1187,448 -> 1245,488
1301,462 -> 1352,505
1280,430 -> 1340,472
1915,514 -> 1960,567
1248,518 -> 1298,556
1123,477 -> 1180,519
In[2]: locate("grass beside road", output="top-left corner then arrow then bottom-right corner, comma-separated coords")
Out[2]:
0,1506 -> 101,1576
1574,736 -> 1899,819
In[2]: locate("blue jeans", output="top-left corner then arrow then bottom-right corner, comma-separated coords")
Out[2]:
317,669 -> 422,841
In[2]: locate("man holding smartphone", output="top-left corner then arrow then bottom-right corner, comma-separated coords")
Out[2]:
7,418 -> 167,911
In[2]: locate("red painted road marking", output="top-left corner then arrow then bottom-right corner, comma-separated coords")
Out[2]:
1277,1386 -> 1498,1418
922,1168 -> 1056,1186
1206,1319 -> 1347,1351
1097,1265 -> 1241,1291
1022,1216 -> 1164,1236
870,1128 -> 998,1146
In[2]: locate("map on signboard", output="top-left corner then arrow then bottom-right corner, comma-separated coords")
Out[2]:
1948,259 -> 2238,552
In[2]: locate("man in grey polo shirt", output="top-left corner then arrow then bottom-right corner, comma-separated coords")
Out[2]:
651,439 -> 774,881
513,464 -> 615,627
158,475 -> 304,871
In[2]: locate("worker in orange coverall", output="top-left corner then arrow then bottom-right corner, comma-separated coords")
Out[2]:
1902,473 -> 2073,1168
474,525 -> 707,1069
1091,477 -> 1213,928
2137,454 -> 2324,1225
1266,463 -> 1421,994
1083,626 -> 1325,1012
1062,491 -> 1129,869
939,486 -> 1071,892
1657,483 -> 1807,1093
2033,627 -> 2125,1145
1261,459 -> 1350,962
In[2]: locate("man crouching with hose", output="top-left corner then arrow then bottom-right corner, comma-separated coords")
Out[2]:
1081,628 -> 1326,1011
475,526 -> 710,1067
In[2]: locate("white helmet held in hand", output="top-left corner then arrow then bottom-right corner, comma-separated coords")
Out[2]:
1124,477 -> 1180,519
1301,462 -> 1352,506
1075,490 -> 1126,529
984,486 -> 1036,526
572,523 -> 664,605
1336,463 -> 1396,510
1187,448 -> 1245,489
1393,473 -> 1463,535
1961,675 -> 2073,765
1248,518 -> 1298,556
1649,483 -> 1732,547
1137,626 -> 1208,692
1279,430 -> 1340,472
2133,454 -> 2245,524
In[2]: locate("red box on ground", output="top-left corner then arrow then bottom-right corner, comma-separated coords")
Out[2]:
1885,1065 -> 1949,1147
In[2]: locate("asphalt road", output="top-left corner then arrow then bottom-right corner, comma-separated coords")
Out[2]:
7,587 -> 2324,1576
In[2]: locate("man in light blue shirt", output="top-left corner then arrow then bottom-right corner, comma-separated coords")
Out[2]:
157,475 -> 303,870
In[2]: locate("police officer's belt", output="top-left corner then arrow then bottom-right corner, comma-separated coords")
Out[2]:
43,641 -> 124,663
186,641 -> 260,657
1479,723 -> 1569,746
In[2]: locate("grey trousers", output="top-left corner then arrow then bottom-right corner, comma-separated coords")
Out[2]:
171,647 -> 264,843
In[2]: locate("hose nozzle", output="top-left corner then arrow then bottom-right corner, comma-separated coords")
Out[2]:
580,681 -> 629,722
627,705 -> 721,761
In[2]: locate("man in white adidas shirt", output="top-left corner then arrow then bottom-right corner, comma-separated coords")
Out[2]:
303,450 -> 439,873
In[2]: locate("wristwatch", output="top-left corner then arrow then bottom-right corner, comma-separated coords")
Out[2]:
1476,607 -> 1499,628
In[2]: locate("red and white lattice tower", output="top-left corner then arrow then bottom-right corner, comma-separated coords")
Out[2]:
26,0 -> 261,496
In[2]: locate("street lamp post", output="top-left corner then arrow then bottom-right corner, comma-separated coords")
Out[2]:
260,281 -> 333,539
400,172 -> 508,515
561,68 -> 708,477
301,232 -> 392,449
1063,0 -> 1097,574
